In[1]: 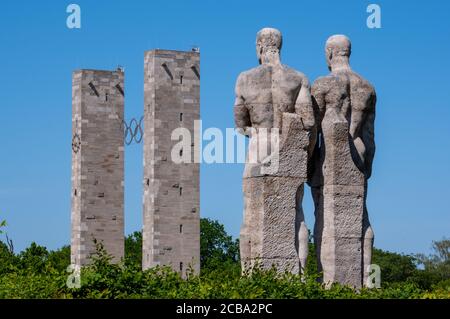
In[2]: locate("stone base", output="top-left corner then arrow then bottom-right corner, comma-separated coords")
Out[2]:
240,176 -> 307,274
313,114 -> 367,288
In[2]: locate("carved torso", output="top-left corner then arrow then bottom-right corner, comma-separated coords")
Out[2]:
311,68 -> 376,181
313,70 -> 375,139
236,64 -> 307,130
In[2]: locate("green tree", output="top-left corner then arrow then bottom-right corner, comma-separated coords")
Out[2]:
415,237 -> 450,288
372,248 -> 418,285
304,231 -> 319,276
47,245 -> 70,272
18,242 -> 49,273
124,231 -> 142,267
123,219 -> 240,272
200,218 -> 240,272
0,241 -> 18,274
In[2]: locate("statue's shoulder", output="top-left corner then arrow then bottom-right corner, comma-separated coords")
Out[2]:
346,71 -> 376,110
347,70 -> 376,94
281,64 -> 309,84
236,66 -> 263,85
240,65 -> 268,76
312,74 -> 344,94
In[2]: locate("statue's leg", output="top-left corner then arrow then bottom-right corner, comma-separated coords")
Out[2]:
240,178 -> 252,273
311,185 -> 324,277
362,182 -> 374,286
295,183 -> 309,273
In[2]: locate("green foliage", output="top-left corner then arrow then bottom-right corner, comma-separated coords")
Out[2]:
124,231 -> 142,268
416,238 -> 450,280
0,220 -> 448,299
372,248 -> 418,285
0,272 -> 65,299
18,242 -> 50,273
0,240 -> 18,274
47,245 -> 70,273
200,218 -> 239,273
0,220 -> 6,234
304,239 -> 319,276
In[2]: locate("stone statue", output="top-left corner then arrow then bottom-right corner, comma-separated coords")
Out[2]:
310,35 -> 376,288
234,28 -> 316,273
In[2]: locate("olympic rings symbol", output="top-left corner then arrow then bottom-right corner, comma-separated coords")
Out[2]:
122,116 -> 143,145
72,133 -> 81,153
71,115 -> 143,150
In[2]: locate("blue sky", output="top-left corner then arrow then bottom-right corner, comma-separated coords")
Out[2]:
0,0 -> 449,255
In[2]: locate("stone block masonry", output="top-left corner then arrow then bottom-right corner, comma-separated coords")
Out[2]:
142,50 -> 200,274
71,69 -> 125,267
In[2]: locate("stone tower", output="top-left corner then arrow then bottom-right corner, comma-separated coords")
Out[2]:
142,50 -> 200,274
71,69 -> 125,267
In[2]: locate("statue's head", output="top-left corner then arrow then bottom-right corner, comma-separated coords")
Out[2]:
256,28 -> 282,64
325,34 -> 351,71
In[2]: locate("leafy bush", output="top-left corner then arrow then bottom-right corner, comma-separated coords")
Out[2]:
0,219 -> 448,299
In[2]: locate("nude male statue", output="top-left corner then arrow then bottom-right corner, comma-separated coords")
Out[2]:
234,28 -> 316,273
310,35 -> 376,287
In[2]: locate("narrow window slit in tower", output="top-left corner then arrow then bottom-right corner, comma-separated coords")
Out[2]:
191,65 -> 200,79
88,82 -> 99,97
180,224 -> 183,233
180,262 -> 183,272
180,75 -> 183,84
74,189 -> 77,196
161,63 -> 173,80
115,84 -> 124,96
179,187 -> 183,196
105,92 -> 108,102
179,149 -> 183,157
180,113 -> 183,121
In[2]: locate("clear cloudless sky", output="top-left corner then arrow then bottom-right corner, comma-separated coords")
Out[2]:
0,0 -> 449,255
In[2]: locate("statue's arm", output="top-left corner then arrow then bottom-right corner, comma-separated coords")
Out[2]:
296,77 -> 317,158
295,77 -> 315,131
311,79 -> 327,127
362,91 -> 376,179
234,74 -> 251,136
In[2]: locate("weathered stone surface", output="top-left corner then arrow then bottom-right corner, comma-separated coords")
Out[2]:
71,69 -> 125,267
241,176 -> 308,273
257,113 -> 310,178
142,50 -> 200,275
235,28 -> 315,274
311,35 -> 376,288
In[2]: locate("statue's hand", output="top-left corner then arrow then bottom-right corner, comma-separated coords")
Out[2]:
236,127 -> 253,138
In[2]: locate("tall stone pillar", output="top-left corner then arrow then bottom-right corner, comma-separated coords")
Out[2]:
142,50 -> 200,275
71,69 -> 125,267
